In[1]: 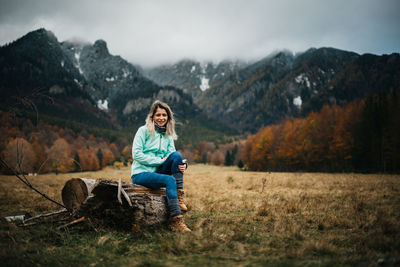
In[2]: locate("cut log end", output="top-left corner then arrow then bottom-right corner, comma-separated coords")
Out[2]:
61,178 -> 89,212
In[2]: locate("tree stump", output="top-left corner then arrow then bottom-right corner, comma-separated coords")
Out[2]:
61,178 -> 168,230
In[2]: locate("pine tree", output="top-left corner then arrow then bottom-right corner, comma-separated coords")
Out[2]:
97,148 -> 103,169
224,150 -> 232,166
237,160 -> 244,169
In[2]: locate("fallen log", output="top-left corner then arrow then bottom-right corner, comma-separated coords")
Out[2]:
61,178 -> 168,230
21,209 -> 71,226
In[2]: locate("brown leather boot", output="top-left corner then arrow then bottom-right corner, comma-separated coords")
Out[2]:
177,189 -> 188,212
170,215 -> 191,232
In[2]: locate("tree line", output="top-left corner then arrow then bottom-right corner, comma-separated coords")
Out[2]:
241,91 -> 400,173
3,90 -> 398,174
180,141 -> 244,167
0,111 -> 132,174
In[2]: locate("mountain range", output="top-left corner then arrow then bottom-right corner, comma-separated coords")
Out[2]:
0,29 -> 236,146
1,28 -> 399,142
145,49 -> 400,133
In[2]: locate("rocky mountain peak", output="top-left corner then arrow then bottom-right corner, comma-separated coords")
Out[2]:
5,28 -> 59,50
28,28 -> 57,41
93,39 -> 110,58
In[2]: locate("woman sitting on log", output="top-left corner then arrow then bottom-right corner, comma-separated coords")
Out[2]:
131,100 -> 191,232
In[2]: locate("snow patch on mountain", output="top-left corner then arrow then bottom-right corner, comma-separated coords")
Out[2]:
74,51 -> 84,74
200,76 -> 210,91
97,99 -> 109,110
200,63 -> 207,74
293,96 -> 302,108
122,68 -> 130,78
295,73 -> 310,88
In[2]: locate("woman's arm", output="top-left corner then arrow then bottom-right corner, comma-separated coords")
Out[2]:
132,127 -> 164,166
165,136 -> 176,157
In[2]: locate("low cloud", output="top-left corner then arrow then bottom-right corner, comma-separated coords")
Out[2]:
0,0 -> 399,67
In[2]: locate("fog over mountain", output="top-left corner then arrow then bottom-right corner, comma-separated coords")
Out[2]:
0,0 -> 399,67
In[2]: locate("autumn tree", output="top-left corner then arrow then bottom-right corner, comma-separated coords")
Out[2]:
46,138 -> 73,173
121,145 -> 131,166
2,138 -> 36,174
102,148 -> 115,167
329,101 -> 362,170
31,135 -> 47,173
243,92 -> 400,172
78,148 -> 100,171
194,142 -> 207,163
209,150 -> 224,165
109,143 -> 120,159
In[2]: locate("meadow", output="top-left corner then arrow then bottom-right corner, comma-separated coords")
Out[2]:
0,164 -> 399,266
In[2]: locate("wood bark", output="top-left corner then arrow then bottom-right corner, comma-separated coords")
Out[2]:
61,178 -> 168,230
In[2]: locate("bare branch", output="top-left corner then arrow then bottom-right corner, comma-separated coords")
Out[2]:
1,88 -> 65,209
0,157 -> 66,209
15,141 -> 30,185
37,158 -> 50,174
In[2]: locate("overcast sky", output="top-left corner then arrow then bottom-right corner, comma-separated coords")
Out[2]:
0,0 -> 399,67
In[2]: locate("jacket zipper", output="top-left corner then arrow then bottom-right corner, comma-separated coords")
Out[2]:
158,135 -> 162,151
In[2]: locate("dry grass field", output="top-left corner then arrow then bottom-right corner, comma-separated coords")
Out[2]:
0,164 -> 399,266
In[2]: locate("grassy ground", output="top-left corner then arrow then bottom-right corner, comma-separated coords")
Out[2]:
0,165 -> 399,266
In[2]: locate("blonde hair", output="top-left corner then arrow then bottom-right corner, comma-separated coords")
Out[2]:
145,100 -> 177,140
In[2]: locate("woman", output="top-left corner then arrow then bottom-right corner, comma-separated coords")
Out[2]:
131,100 -> 191,232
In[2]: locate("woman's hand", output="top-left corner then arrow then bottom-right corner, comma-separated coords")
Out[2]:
178,160 -> 187,174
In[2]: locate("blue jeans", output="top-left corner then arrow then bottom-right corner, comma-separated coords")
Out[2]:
131,152 -> 184,217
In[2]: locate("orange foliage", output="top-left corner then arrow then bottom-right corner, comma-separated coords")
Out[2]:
121,145 -> 131,159
102,148 -> 116,166
47,138 -> 74,173
31,136 -> 47,173
109,143 -> 120,158
209,150 -> 224,166
242,101 -> 364,171
2,137 -> 36,174
0,111 -> 125,174
78,149 -> 100,171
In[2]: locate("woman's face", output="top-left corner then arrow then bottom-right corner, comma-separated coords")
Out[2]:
153,107 -> 168,127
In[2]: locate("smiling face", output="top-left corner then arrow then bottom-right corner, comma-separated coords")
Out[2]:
153,107 -> 168,127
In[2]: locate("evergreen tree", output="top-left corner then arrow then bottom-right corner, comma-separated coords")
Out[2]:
237,160 -> 244,169
97,148 -> 103,169
225,150 -> 232,166
201,153 -> 207,164
353,93 -> 388,172
231,144 -> 238,164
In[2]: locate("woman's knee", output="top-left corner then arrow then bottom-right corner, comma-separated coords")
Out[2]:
169,151 -> 182,162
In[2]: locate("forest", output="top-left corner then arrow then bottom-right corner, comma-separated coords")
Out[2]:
0,108 -> 241,174
242,91 -> 400,173
0,111 -> 132,174
1,91 -> 399,174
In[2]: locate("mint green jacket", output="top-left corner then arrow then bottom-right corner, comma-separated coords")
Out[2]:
131,125 -> 176,176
